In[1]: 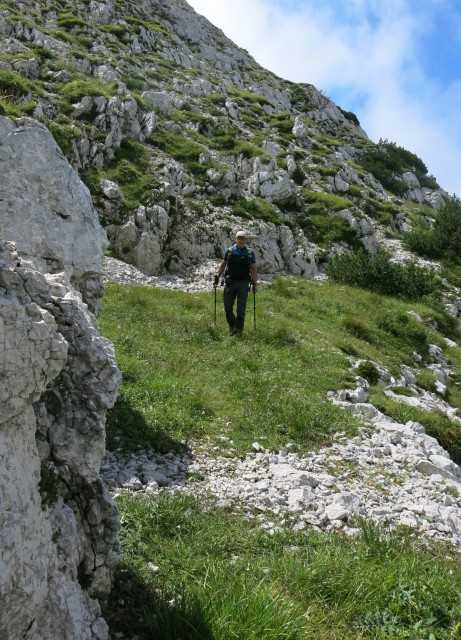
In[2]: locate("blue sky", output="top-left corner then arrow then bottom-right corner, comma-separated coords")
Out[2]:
187,0 -> 461,197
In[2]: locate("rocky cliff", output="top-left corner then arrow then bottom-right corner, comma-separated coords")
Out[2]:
0,0 -> 448,280
0,115 -> 121,640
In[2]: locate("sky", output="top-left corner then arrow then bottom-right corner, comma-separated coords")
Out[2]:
187,0 -> 461,197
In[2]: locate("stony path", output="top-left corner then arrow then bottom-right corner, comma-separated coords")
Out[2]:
101,257 -> 461,549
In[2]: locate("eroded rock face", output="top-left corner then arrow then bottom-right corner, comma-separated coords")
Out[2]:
0,116 -> 122,639
0,116 -> 107,314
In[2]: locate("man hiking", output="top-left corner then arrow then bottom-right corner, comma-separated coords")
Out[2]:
214,230 -> 257,336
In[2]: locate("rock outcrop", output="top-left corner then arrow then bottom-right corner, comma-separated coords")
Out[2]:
0,116 -> 107,315
0,116 -> 121,640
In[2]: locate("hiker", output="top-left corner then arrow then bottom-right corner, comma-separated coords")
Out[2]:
214,231 -> 257,335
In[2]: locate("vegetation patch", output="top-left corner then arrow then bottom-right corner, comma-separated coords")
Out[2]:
405,195 -> 461,263
299,210 -> 359,247
58,78 -> 118,107
301,190 -> 353,212
83,140 -> 160,211
57,13 -> 90,30
46,120 -> 82,154
0,69 -> 43,100
227,86 -> 272,107
232,197 -> 294,228
104,492 -> 461,640
327,249 -> 439,300
148,130 -> 206,171
360,140 -> 439,196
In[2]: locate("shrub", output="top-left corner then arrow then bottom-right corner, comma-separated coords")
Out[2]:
405,196 -> 461,262
57,14 -> 90,30
338,106 -> 360,126
302,212 -> 359,247
433,195 -> 461,260
356,360 -> 379,384
228,86 -> 272,106
360,141 -> 439,196
327,249 -> 438,299
416,369 -> 438,393
291,166 -> 306,185
405,225 -> 442,258
148,130 -> 206,168
233,140 -> 268,160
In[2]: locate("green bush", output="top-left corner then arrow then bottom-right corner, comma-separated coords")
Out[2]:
356,360 -> 379,384
148,130 -> 206,170
338,106 -> 360,126
433,196 -> 461,260
416,369 -> 438,393
303,213 -> 359,247
405,225 -> 442,258
327,249 -> 438,299
47,121 -> 81,154
360,141 -> 439,196
57,14 -> 89,30
406,196 -> 461,262
291,166 -> 306,185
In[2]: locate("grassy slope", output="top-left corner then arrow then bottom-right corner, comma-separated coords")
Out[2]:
100,278 -> 461,639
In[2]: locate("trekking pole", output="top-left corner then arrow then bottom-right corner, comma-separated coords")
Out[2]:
214,284 -> 217,325
253,286 -> 256,330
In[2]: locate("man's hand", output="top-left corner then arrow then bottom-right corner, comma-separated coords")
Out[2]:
252,283 -> 257,293
213,274 -> 219,288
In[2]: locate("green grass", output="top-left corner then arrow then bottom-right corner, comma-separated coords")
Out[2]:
99,276 -> 461,640
100,281 -> 359,454
99,277 -> 461,456
301,190 -> 354,212
104,493 -> 461,640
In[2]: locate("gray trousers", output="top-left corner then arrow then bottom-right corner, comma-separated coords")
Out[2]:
224,279 -> 249,332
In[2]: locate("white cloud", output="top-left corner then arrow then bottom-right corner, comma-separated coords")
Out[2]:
188,0 -> 461,195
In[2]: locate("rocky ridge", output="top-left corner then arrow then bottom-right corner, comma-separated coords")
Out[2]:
0,0 -> 449,281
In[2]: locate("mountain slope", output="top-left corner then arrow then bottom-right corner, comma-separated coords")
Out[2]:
0,0 -> 447,277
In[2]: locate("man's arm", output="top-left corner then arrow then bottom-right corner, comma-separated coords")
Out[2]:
214,259 -> 227,287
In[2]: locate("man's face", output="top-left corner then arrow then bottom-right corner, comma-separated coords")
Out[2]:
236,235 -> 246,248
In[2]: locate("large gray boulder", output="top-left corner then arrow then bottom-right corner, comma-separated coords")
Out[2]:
0,116 -> 122,639
0,116 -> 107,313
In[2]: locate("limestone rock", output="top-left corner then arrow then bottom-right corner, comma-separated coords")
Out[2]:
0,116 -> 107,313
0,116 -> 121,639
